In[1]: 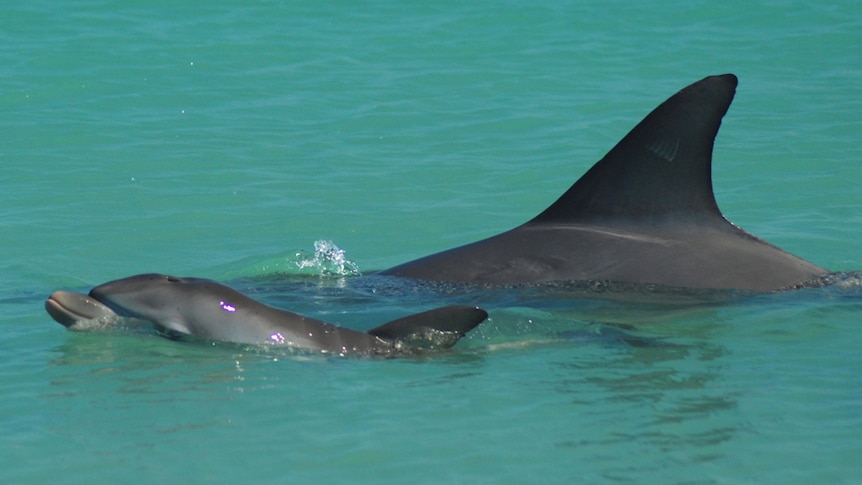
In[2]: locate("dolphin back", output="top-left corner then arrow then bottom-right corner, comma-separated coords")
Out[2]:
367,305 -> 488,350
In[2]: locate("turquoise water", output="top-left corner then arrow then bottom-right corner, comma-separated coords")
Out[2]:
3,1 -> 862,482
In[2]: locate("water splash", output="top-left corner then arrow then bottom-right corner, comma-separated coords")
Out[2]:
292,240 -> 361,277
209,240 -> 362,280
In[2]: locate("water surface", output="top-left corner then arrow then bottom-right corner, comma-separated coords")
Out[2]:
2,1 -> 861,483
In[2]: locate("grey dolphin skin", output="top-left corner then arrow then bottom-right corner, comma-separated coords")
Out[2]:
380,74 -> 828,291
46,274 -> 488,357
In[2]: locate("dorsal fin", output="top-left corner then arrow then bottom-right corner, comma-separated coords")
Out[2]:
368,305 -> 488,349
530,74 -> 738,224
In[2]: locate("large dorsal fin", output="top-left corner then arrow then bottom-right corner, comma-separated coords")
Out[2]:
530,74 -> 738,224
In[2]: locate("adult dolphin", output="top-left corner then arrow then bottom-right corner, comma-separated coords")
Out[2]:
46,273 -> 488,357
380,74 -> 828,291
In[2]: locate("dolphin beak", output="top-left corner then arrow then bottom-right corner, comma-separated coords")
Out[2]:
45,291 -> 117,328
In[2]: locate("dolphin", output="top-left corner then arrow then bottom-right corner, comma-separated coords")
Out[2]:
380,74 -> 829,291
45,273 -> 488,357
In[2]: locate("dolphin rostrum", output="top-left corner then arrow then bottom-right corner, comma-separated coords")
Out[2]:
46,273 -> 488,357
380,74 -> 828,291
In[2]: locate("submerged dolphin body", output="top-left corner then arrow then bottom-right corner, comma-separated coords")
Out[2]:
380,74 -> 828,291
46,274 -> 487,357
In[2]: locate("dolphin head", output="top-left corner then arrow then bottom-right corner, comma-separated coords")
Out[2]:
45,290 -> 121,330
88,273 -> 248,338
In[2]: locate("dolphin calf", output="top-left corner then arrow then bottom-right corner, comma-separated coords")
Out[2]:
46,273 -> 488,357
380,74 -> 828,291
